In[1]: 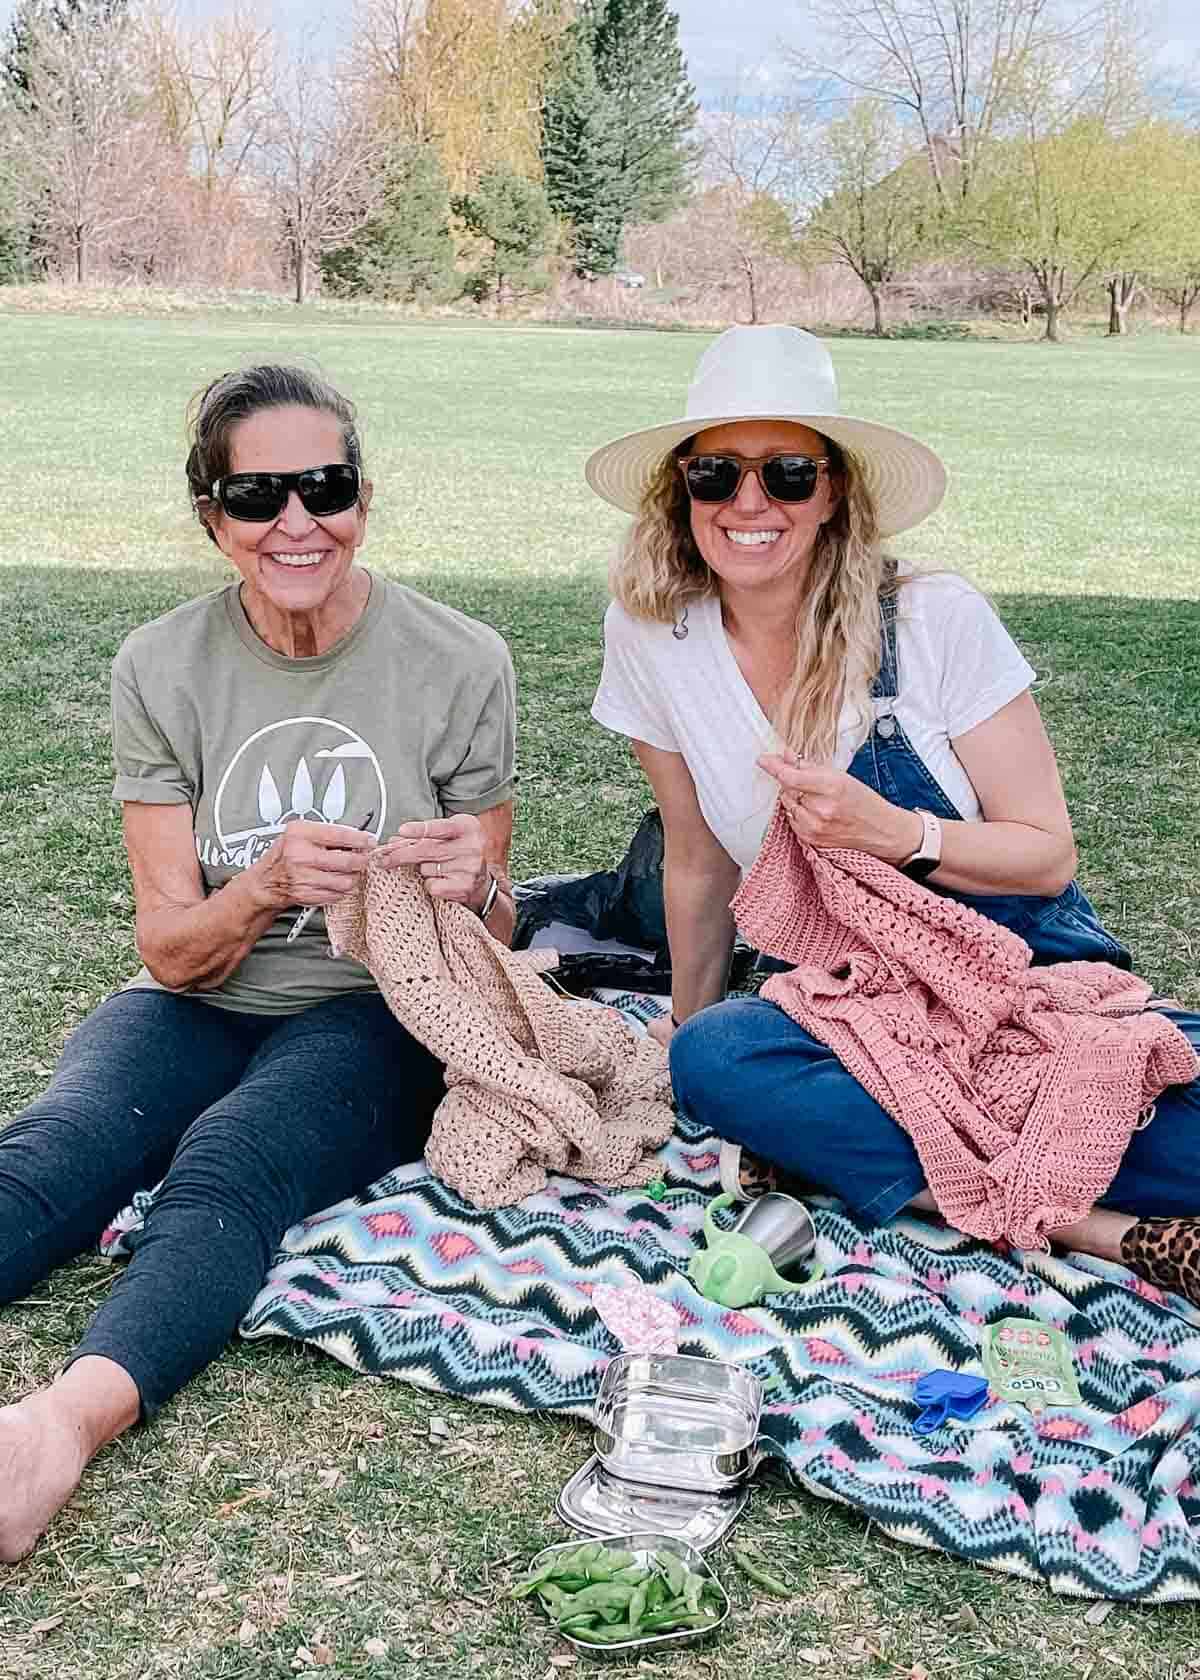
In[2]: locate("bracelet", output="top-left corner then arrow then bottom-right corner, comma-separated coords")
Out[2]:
477,873 -> 500,923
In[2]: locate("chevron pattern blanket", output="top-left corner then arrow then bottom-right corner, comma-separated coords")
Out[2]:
234,1113 -> 1200,1605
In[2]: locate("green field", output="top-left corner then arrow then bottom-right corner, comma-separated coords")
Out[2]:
1,313 -> 1198,1678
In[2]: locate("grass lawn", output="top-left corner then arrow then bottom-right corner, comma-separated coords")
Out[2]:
0,311 -> 1198,1679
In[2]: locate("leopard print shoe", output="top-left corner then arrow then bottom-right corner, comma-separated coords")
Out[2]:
1120,1216 -> 1200,1309
717,1141 -> 811,1203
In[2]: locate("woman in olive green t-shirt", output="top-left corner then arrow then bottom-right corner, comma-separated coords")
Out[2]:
0,365 -> 516,1561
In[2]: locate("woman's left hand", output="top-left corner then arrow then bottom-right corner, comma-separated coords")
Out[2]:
377,814 -> 492,910
758,751 -> 923,863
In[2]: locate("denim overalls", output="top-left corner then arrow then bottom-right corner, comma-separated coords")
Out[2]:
673,589 -> 1200,1223
844,585 -> 1131,969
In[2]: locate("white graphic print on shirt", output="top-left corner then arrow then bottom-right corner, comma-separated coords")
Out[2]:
197,716 -> 387,874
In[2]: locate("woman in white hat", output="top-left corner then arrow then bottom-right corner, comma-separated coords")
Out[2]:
587,324 -> 1200,1299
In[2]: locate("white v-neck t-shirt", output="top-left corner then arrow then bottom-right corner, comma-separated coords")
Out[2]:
591,573 -> 1036,874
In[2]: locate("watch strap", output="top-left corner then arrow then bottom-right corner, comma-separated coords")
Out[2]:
900,809 -> 942,880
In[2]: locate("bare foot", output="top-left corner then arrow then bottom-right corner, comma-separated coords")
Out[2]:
0,1356 -> 139,1562
0,1392 -> 90,1562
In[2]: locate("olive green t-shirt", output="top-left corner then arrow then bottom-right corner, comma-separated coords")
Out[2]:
111,570 -> 516,1014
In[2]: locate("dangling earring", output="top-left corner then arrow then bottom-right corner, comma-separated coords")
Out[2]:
672,605 -> 689,641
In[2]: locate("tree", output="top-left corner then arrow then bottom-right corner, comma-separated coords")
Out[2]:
1153,267 -> 1200,334
703,86 -> 812,210
260,51 -> 385,304
320,142 -> 455,301
142,4 -> 274,195
801,99 -> 937,334
2,0 -> 127,96
1147,131 -> 1200,332
589,0 -> 697,224
696,87 -> 817,320
962,117 -> 1176,342
788,0 -> 1155,210
350,0 -> 564,193
540,17 -> 623,276
641,184 -> 795,323
0,118 -> 34,281
2,0 -> 134,280
5,5 -> 158,283
454,166 -> 553,311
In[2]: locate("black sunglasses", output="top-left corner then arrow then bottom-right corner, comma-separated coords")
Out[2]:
209,462 -> 361,522
678,452 -> 831,505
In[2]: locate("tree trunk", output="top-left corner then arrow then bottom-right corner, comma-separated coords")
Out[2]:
1044,293 -> 1061,342
745,259 -> 759,325
1107,272 -> 1137,336
294,247 -> 307,304
75,229 -> 85,285
868,283 -> 884,336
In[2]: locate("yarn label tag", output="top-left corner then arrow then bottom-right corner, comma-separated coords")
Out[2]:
982,1317 -> 1080,1410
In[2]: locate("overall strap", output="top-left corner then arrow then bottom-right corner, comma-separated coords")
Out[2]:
870,563 -> 900,702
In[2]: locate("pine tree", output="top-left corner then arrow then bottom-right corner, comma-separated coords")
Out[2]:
540,19 -> 624,277
454,168 -> 554,312
590,0 -> 697,226
320,144 -> 455,303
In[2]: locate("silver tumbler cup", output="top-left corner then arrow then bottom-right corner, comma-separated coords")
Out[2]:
730,1192 -> 817,1274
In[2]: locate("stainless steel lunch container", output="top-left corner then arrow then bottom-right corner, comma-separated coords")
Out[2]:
592,1352 -> 763,1493
556,1455 -> 749,1551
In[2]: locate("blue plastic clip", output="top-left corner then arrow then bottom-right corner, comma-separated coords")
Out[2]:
912,1370 -> 990,1436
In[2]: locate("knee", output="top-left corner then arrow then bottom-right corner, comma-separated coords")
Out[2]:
670,1001 -> 761,1120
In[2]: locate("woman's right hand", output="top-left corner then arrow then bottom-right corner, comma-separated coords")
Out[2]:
249,820 -> 377,911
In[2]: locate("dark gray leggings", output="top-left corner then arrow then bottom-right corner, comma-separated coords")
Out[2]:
0,989 -> 443,1416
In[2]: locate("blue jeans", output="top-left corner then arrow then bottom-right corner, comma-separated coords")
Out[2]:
0,989 -> 442,1415
671,997 -> 1200,1225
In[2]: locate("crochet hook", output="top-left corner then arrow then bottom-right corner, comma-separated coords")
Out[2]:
285,809 -> 376,944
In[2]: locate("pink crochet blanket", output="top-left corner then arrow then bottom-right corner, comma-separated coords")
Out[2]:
731,809 -> 1198,1247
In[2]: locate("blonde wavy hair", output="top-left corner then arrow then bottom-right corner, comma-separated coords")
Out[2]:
609,435 -> 895,763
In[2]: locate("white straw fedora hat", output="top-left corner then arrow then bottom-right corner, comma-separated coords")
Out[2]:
585,324 -> 947,538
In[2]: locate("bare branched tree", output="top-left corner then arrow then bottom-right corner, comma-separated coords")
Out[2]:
143,3 -> 275,193
698,86 -> 816,321
785,0 -> 1150,206
7,7 -> 161,282
703,85 -> 815,205
260,46 -> 386,303
800,97 -> 937,332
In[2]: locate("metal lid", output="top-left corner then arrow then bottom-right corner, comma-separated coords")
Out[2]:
556,1455 -> 749,1552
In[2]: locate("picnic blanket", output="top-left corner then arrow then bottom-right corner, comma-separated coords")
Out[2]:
233,1111 -> 1200,1605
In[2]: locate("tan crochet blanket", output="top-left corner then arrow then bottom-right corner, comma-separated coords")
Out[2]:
326,861 -> 674,1209
733,808 -> 1199,1248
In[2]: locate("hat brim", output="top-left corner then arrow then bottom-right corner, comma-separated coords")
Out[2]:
585,412 -> 947,538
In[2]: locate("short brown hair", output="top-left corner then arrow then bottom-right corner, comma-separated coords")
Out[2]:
185,365 -> 364,544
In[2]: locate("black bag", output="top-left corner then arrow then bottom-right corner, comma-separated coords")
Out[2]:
513,809 -> 757,996
513,809 -> 669,961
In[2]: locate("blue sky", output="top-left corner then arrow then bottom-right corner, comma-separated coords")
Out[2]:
2,0 -> 1196,104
